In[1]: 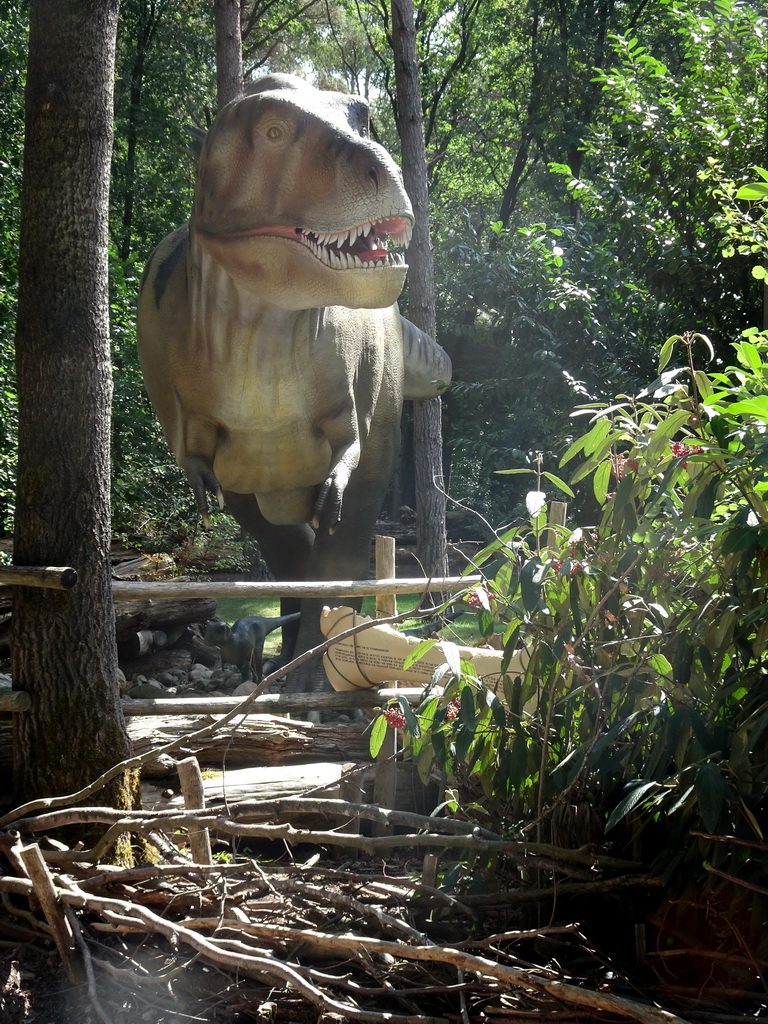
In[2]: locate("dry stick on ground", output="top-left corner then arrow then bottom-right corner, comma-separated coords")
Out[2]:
9,800 -> 643,873
64,905 -> 112,1024
76,861 -> 482,925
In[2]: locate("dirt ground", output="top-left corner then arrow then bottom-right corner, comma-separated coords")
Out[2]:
0,946 -> 283,1024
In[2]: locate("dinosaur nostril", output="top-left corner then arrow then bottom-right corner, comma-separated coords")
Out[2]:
368,166 -> 380,191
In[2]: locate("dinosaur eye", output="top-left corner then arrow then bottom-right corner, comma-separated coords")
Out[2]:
266,124 -> 283,141
358,124 -> 368,138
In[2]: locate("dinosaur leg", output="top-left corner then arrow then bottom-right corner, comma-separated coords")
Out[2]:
224,491 -> 313,669
282,479 -> 385,695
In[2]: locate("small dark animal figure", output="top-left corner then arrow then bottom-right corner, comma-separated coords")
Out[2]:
204,613 -> 301,682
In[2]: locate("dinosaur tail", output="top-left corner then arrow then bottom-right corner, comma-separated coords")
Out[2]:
262,612 -> 302,635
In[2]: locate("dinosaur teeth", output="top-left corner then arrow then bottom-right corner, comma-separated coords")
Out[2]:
297,227 -> 407,270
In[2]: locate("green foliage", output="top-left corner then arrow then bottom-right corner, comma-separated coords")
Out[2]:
376,327 -> 768,888
553,1 -> 767,353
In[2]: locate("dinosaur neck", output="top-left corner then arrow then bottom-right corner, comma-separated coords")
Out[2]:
188,236 -> 321,360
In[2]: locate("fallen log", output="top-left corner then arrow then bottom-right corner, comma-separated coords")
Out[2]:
127,713 -> 372,772
122,688 -> 422,716
117,624 -> 188,662
114,598 -> 217,639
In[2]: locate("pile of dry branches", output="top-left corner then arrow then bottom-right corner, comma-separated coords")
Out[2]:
0,655 -> 701,1024
1,807 -> 690,1024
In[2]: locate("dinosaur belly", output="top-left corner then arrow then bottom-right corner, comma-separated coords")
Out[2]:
212,426 -> 332,498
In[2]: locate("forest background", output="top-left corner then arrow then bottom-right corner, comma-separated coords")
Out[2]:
1,0 -> 765,546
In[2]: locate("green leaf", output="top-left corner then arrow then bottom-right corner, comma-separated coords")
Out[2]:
398,695 -> 421,738
369,713 -> 388,757
725,397 -> 768,418
605,780 -> 659,832
541,471 -> 575,497
735,341 -> 763,372
593,459 -> 611,504
736,183 -> 768,201
646,409 -> 693,459
403,638 -> 438,671
648,653 -> 673,679
459,685 -> 476,728
582,416 -> 612,457
695,762 -> 732,833
658,335 -> 680,373
667,784 -> 695,816
570,455 -> 601,485
439,640 -> 462,678
520,557 -> 544,613
693,370 -> 714,400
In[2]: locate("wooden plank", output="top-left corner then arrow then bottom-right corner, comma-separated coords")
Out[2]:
177,757 -> 213,864
112,575 -> 481,602
142,763 -> 350,810
372,723 -> 399,836
545,501 -> 568,550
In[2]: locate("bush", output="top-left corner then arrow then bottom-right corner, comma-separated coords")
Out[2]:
375,328 -> 768,894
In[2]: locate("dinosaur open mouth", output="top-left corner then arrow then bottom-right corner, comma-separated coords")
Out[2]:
296,216 -> 412,270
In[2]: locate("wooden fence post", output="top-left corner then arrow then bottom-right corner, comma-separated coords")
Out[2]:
545,502 -> 568,550
375,535 -> 397,618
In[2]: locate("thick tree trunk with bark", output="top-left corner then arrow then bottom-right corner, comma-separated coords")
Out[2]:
215,0 -> 244,109
12,0 -> 135,808
391,0 -> 448,579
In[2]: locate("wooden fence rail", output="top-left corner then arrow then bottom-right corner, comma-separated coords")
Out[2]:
0,566 -> 77,590
110,575 -> 480,602
1,538 -> 483,715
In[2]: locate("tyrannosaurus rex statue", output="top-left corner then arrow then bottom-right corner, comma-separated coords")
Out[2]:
136,73 -> 451,692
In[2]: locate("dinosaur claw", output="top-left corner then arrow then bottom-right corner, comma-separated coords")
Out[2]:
183,455 -> 225,526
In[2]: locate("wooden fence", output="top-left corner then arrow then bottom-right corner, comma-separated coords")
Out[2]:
0,536 -> 482,716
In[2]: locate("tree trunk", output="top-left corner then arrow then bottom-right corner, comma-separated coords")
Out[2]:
12,0 -> 136,811
215,0 -> 244,109
391,0 -> 448,579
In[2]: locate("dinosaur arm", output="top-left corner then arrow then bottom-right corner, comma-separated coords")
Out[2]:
400,315 -> 452,399
311,435 -> 361,532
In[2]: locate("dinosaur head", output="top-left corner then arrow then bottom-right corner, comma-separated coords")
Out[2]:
192,74 -> 413,310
